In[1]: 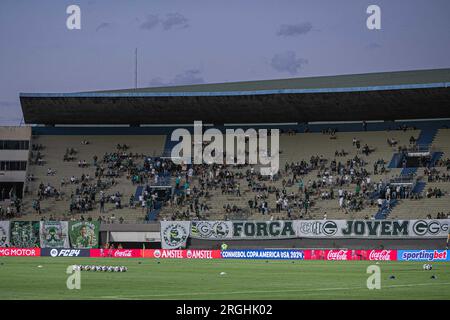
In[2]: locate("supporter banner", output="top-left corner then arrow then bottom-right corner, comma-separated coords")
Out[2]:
160,221 -> 190,249
295,219 -> 450,239
190,220 -> 297,240
144,249 -> 221,259
41,248 -> 90,257
90,249 -> 144,258
221,249 -> 304,260
303,249 -> 397,261
397,250 -> 449,261
174,219 -> 450,240
190,221 -> 233,239
0,221 -> 10,247
10,221 -> 40,248
0,247 -> 41,257
69,221 -> 99,249
39,221 -> 69,248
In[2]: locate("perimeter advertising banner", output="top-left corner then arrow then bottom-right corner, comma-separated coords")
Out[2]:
39,221 -> 70,248
397,250 -> 449,261
9,221 -> 40,248
0,247 -> 41,256
144,249 -> 222,259
69,221 -> 100,248
221,249 -> 304,260
90,249 -> 144,258
179,219 -> 450,240
41,248 -> 91,257
0,221 -> 10,247
303,249 -> 397,261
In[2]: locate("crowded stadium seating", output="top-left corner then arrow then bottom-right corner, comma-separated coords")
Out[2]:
2,120 -> 449,223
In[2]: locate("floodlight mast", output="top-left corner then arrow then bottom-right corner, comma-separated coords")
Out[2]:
135,48 -> 138,89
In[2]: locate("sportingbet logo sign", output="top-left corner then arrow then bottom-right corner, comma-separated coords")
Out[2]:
398,250 -> 449,261
170,121 -> 279,176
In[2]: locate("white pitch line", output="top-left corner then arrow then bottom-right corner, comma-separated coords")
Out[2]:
97,281 -> 450,300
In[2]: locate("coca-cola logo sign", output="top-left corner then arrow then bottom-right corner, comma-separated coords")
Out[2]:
368,250 -> 392,261
326,250 -> 348,260
114,250 -> 132,257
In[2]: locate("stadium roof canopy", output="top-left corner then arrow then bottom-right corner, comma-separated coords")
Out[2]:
20,68 -> 450,125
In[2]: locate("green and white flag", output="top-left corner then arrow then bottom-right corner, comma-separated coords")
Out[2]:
0,221 -> 10,247
10,221 -> 40,248
40,221 -> 69,248
160,221 -> 190,249
69,221 -> 99,248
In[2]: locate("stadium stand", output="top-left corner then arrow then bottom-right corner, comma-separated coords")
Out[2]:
2,119 -> 447,223
4,69 -> 449,223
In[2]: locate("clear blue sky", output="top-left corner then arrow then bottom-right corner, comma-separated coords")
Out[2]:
1,0 -> 449,124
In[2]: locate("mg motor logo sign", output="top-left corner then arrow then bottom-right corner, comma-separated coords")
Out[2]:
326,250 -> 349,260
0,248 -> 40,257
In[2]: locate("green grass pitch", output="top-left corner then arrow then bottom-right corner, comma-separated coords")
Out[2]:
0,257 -> 449,300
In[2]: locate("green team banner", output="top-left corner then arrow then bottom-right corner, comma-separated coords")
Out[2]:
169,219 -> 450,240
10,221 -> 40,248
40,221 -> 69,248
190,220 -> 295,239
0,221 -> 10,247
160,221 -> 190,249
69,221 -> 99,248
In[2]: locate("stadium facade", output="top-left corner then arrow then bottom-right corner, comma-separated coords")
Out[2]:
0,69 -> 449,250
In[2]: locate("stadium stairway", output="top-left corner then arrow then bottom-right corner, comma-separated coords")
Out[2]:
412,181 -> 426,195
416,127 -> 438,146
134,186 -> 143,200
388,153 -> 403,169
147,202 -> 163,221
400,167 -> 418,176
430,151 -> 444,166
374,199 -> 399,219
381,127 -> 442,219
